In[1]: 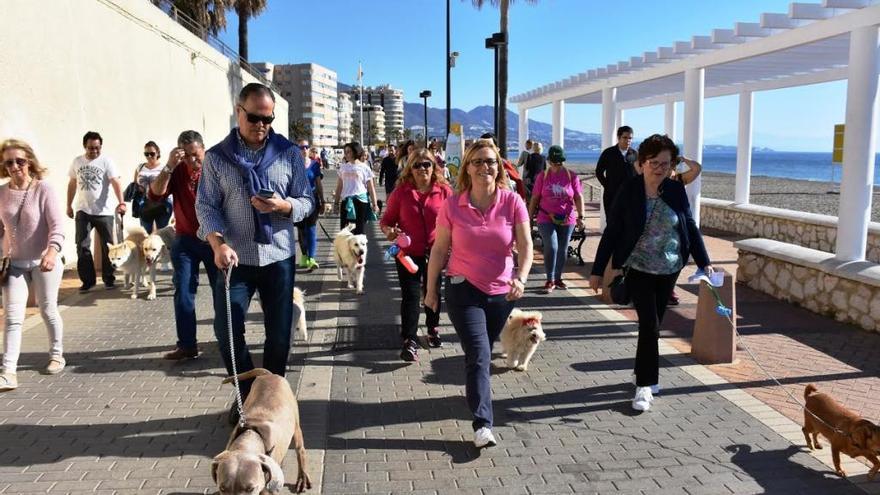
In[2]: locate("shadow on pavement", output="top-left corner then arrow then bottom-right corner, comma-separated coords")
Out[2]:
724,443 -> 862,494
0,413 -> 227,466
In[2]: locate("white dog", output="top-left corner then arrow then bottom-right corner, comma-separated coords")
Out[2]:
107,227 -> 149,299
141,224 -> 175,300
332,224 -> 367,294
293,287 -> 307,341
500,309 -> 546,371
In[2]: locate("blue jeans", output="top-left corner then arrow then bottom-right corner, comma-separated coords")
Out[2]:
445,278 -> 515,430
212,256 -> 295,399
170,235 -> 218,350
538,222 -> 575,282
140,208 -> 171,233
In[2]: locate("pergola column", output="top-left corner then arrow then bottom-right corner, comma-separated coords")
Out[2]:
518,106 -> 529,152
601,87 -> 617,149
615,107 -> 624,129
735,90 -> 753,204
552,99 -> 565,147
664,99 -> 676,141
836,25 -> 880,262
683,67 -> 705,224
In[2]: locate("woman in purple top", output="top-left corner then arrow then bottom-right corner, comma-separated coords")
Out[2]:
0,139 -> 66,392
425,139 -> 533,449
527,145 -> 585,293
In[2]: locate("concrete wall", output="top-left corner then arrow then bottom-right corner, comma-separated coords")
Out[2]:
701,198 -> 880,263
736,238 -> 880,333
0,0 -> 288,261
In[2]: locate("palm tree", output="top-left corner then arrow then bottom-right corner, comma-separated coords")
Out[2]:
234,0 -> 268,64
171,0 -> 230,40
469,0 -> 535,158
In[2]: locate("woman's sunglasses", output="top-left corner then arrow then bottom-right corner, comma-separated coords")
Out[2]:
2,157 -> 27,168
412,161 -> 434,170
238,105 -> 275,125
144,152 -> 157,158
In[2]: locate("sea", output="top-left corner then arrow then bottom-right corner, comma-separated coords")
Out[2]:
562,150 -> 880,184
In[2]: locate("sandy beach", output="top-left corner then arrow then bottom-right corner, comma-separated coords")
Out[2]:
570,164 -> 880,223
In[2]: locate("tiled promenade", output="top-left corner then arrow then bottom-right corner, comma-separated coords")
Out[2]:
0,171 -> 878,494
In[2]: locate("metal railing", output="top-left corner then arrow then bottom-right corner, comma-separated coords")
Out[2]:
150,0 -> 279,93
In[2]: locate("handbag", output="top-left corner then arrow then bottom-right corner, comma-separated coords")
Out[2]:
1,180 -> 33,285
607,199 -> 660,305
125,164 -> 146,218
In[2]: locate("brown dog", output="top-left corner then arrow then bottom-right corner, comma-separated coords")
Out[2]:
212,369 -> 312,493
803,383 -> 880,479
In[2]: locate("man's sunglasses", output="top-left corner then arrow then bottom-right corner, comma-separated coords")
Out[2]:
412,161 -> 434,170
239,105 -> 275,125
144,152 -> 157,158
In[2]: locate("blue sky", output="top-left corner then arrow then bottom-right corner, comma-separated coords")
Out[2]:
219,0 -> 845,152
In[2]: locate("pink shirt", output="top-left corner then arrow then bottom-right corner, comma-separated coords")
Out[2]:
437,189 -> 529,295
533,167 -> 582,225
0,181 -> 65,261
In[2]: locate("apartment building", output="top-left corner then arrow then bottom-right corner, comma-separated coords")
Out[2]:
354,103 -> 386,146
272,62 -> 338,147
337,92 -> 353,145
360,85 -> 404,144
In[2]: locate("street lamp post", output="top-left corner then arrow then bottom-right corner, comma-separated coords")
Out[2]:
446,0 -> 451,137
485,32 -> 507,141
419,90 -> 432,147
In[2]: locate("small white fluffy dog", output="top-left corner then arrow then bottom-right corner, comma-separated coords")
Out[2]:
107,227 -> 149,299
500,309 -> 546,371
333,224 -> 367,294
141,224 -> 176,300
293,287 -> 307,341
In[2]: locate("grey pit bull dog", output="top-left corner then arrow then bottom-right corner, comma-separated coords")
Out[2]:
212,368 -> 312,494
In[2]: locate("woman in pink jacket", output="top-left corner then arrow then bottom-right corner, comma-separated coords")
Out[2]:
380,148 -> 452,363
0,139 -> 66,392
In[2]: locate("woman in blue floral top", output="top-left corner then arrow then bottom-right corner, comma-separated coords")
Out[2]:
590,134 -> 714,412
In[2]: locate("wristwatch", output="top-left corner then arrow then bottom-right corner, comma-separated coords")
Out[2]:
516,276 -> 527,285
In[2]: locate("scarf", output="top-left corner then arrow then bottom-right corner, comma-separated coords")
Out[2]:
210,128 -> 294,244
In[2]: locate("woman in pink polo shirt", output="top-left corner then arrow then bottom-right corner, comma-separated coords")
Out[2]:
380,148 -> 452,363
425,139 -> 533,448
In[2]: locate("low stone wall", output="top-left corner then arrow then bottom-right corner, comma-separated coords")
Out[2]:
701,198 -> 880,263
736,238 -> 880,332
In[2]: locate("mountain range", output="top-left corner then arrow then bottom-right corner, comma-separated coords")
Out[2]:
403,102 -> 602,151
401,102 -> 772,153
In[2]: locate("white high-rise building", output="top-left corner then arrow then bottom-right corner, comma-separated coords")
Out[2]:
359,85 -> 404,144
272,62 -> 338,147
353,103 -> 385,147
337,93 -> 353,145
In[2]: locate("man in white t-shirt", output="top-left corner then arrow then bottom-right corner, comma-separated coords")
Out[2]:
66,131 -> 127,292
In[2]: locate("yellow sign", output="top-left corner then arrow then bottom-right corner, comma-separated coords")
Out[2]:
832,124 -> 844,164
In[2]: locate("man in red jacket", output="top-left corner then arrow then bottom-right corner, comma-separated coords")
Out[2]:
149,130 -> 219,360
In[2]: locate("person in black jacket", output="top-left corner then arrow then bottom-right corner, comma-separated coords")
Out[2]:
379,144 -> 399,194
595,126 -> 638,215
589,134 -> 714,413
523,142 -> 546,198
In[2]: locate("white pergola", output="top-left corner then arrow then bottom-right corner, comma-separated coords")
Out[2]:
512,0 -> 880,263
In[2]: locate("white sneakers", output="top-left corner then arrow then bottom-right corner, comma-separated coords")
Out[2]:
474,427 -> 497,448
0,372 -> 17,392
46,357 -> 66,375
631,374 -> 660,395
632,386 -> 654,411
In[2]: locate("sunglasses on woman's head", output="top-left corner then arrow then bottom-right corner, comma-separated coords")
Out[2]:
2,158 -> 27,168
144,152 -> 156,158
412,161 -> 434,170
238,105 -> 275,125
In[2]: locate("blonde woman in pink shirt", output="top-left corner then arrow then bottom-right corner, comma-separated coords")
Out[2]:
0,139 -> 66,392
425,139 -> 533,448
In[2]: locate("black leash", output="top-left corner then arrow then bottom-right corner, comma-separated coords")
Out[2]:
318,220 -> 334,242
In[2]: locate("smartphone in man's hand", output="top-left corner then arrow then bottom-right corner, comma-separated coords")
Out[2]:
257,188 -> 275,199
